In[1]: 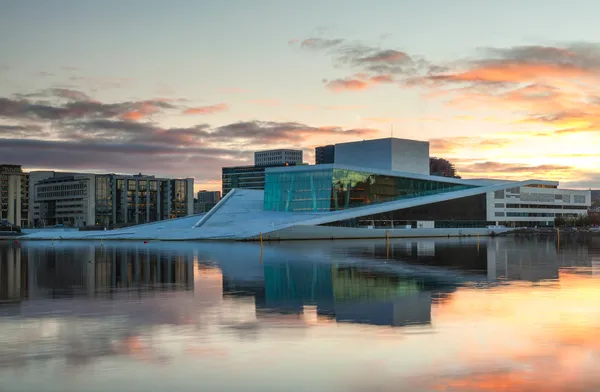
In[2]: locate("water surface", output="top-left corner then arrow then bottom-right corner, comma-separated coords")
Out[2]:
1,237 -> 600,391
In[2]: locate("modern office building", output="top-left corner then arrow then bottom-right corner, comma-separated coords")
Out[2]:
254,149 -> 303,167
33,173 -> 95,227
194,190 -> 222,214
31,171 -> 194,227
0,164 -> 29,227
222,149 -> 305,196
222,161 -> 305,196
197,190 -> 221,204
222,165 -> 268,197
315,145 -> 335,165
23,137 -> 592,240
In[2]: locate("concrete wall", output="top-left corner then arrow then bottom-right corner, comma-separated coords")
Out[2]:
391,138 -> 429,175
186,178 -> 194,216
486,186 -> 591,225
255,225 -> 509,241
334,138 -> 429,174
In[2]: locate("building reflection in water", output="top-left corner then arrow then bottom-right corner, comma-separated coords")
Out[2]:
0,245 -> 28,302
221,237 -> 594,328
0,244 -> 194,302
0,237 -> 595,326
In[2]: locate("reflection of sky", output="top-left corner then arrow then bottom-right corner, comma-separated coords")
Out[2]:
0,238 -> 599,391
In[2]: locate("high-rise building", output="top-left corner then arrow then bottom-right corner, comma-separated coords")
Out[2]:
254,149 -> 303,167
222,163 -> 304,196
315,145 -> 335,165
30,171 -> 194,227
0,165 -> 29,227
194,190 -> 222,214
197,190 -> 221,204
222,149 -> 305,197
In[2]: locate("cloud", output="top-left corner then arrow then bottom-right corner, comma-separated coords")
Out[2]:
0,124 -> 44,137
0,138 -> 246,181
459,161 -> 573,174
0,91 -> 176,122
296,36 -> 423,91
299,38 -> 344,49
325,74 -> 394,92
429,137 -> 513,154
0,89 -> 383,182
325,78 -> 369,91
423,44 -> 600,86
211,121 -> 378,144
183,103 -> 229,115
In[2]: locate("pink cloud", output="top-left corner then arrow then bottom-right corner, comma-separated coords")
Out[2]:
183,103 -> 230,115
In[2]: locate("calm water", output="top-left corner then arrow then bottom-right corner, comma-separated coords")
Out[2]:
1,237 -> 600,391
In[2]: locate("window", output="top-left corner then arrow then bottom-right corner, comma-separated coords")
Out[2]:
264,168 -> 476,212
494,203 -> 504,208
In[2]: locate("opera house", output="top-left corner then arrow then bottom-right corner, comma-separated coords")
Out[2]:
23,137 -> 591,241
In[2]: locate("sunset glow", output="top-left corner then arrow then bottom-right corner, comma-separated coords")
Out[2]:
1,1 -> 599,192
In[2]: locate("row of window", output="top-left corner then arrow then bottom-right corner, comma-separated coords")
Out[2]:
37,191 -> 86,198
495,203 -> 588,210
495,212 -> 581,218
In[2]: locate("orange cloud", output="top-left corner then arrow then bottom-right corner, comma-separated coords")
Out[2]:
430,63 -> 592,84
120,111 -> 144,121
325,74 -> 394,92
183,103 -> 229,115
326,78 -> 369,91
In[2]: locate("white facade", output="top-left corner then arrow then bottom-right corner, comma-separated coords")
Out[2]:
486,185 -> 590,227
254,149 -> 303,166
33,174 -> 95,227
334,138 -> 430,175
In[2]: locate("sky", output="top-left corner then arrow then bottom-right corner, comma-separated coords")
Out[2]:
1,0 -> 600,192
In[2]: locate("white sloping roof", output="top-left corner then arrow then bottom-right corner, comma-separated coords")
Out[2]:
22,178 -> 554,241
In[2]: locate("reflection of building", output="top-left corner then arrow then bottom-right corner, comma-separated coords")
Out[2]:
0,164 -> 29,227
0,245 -> 28,301
253,262 -> 435,327
486,237 -> 592,281
30,171 -> 194,227
13,245 -> 194,299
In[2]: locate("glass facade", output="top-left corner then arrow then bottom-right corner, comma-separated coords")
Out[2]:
264,168 -> 477,212
95,176 -> 112,226
321,194 -> 492,228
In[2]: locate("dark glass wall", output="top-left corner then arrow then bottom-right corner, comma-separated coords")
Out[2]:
322,194 -> 490,228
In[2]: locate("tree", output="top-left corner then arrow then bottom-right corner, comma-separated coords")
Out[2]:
430,157 -> 461,178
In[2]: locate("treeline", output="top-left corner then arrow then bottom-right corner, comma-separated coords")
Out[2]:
555,214 -> 600,228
